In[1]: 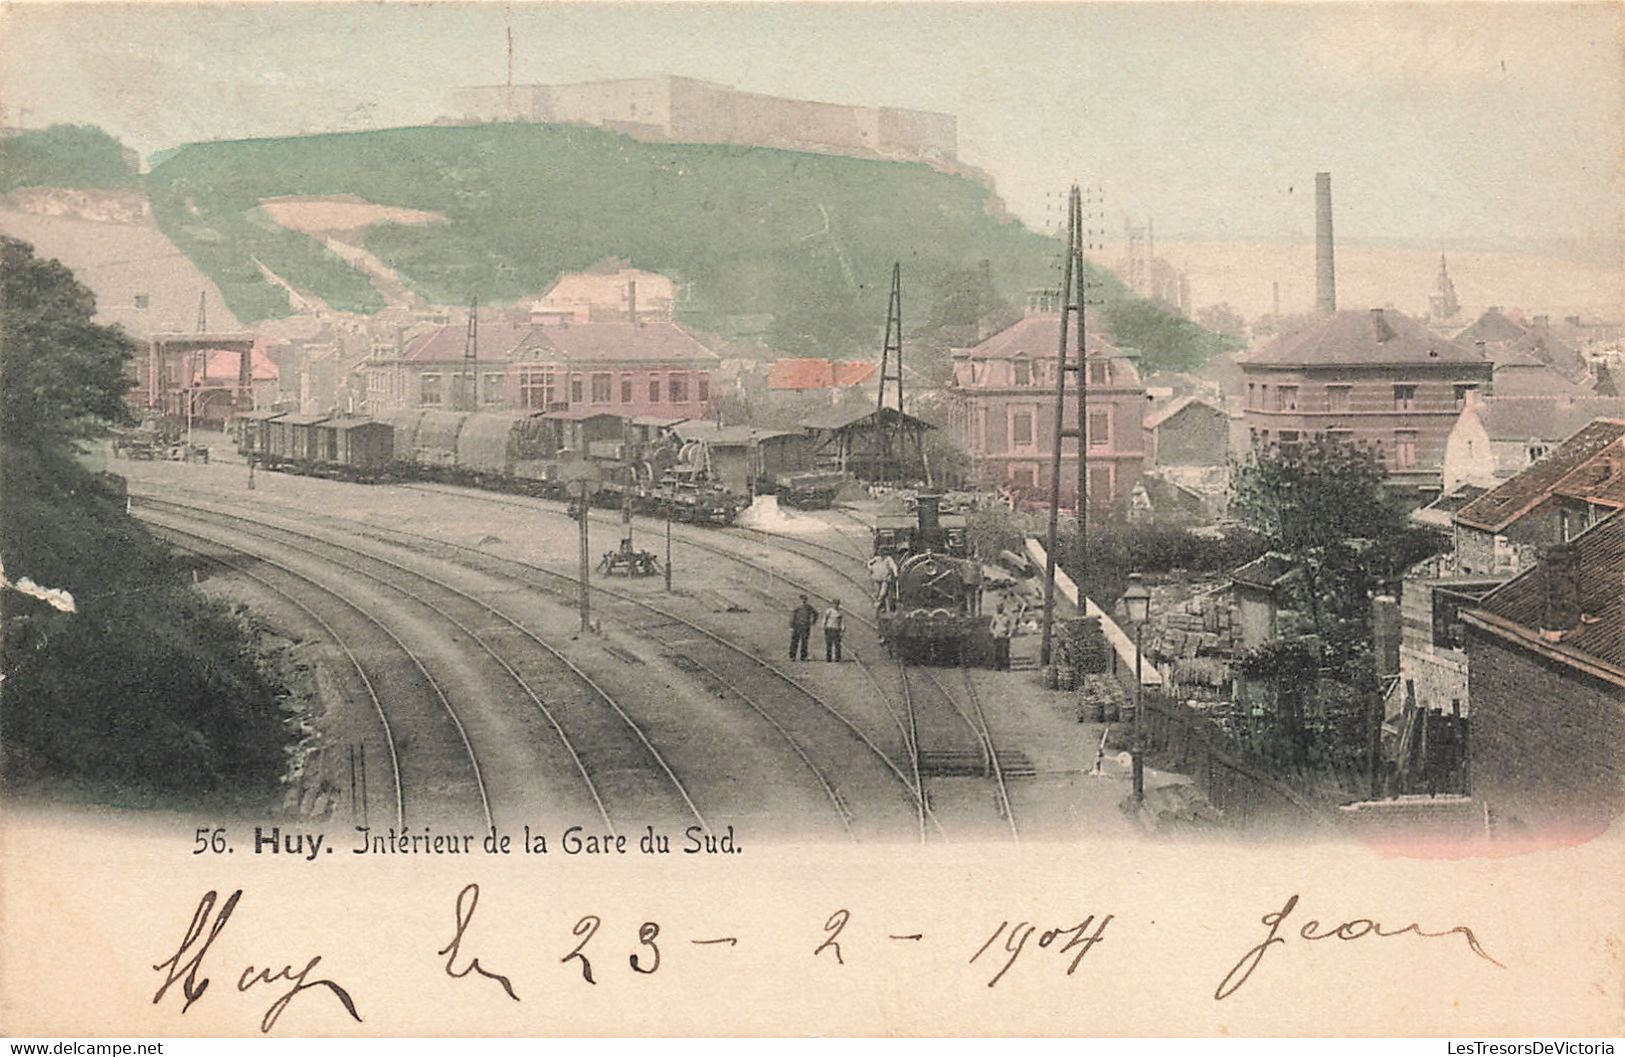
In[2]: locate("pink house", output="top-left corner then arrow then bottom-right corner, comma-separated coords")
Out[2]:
366,319 -> 719,419
944,310 -> 1147,507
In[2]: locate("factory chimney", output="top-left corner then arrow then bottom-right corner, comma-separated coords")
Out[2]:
627,278 -> 638,325
1315,172 -> 1336,316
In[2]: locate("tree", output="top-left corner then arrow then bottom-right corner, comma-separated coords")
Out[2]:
1229,436 -> 1433,667
1,236 -> 135,458
1195,302 -> 1246,338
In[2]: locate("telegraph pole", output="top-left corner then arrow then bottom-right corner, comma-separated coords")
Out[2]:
875,263 -> 906,484
578,478 -> 591,632
463,296 -> 479,412
1040,186 -> 1084,668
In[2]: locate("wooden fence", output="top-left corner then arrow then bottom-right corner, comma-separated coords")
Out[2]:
1138,692 -> 1334,831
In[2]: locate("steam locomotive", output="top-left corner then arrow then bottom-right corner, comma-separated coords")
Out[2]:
873,493 -> 994,666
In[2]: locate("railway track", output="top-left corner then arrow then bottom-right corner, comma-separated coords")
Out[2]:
151,523 -> 482,831
141,500 -> 706,837
134,489 -> 932,840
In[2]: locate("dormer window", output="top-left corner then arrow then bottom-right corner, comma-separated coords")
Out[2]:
1013,359 -> 1032,386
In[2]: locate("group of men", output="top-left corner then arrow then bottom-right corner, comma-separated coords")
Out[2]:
789,595 -> 846,662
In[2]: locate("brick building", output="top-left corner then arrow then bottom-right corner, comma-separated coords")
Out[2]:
1236,307 -> 1493,492
944,309 -> 1146,507
1143,395 -> 1229,467
1441,393 -> 1623,492
1451,418 -> 1625,577
1461,511 -> 1624,836
365,319 -> 718,419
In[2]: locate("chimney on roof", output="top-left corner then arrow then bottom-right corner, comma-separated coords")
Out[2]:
1369,307 -> 1394,343
1541,543 -> 1582,632
627,278 -> 638,326
1533,314 -> 1549,329
1315,172 -> 1336,316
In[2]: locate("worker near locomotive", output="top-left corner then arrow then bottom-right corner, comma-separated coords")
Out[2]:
873,493 -> 996,666
789,594 -> 819,661
823,599 -> 846,662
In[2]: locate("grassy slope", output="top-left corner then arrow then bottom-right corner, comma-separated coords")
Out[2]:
146,123 -> 1235,369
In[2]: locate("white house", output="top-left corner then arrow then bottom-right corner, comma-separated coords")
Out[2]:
1441,391 -> 1625,493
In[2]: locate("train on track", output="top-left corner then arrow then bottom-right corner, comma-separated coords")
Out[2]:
873,493 -> 994,666
229,408 -> 851,525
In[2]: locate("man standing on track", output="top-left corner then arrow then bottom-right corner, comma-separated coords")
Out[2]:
790,594 -> 818,661
823,598 -> 845,662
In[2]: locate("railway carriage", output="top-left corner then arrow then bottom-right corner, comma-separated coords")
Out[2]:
228,405 -> 754,524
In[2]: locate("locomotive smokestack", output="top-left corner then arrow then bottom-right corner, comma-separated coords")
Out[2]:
915,493 -> 942,550
1315,172 -> 1336,316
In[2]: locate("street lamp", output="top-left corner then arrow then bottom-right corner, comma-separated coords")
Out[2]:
1122,573 -> 1152,802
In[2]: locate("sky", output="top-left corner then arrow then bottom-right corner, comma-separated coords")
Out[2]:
2,1 -> 1622,267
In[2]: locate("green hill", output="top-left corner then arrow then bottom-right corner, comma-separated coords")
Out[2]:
142,122 -> 1232,368
1,125 -> 138,193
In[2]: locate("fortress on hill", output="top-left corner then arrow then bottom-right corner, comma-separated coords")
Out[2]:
445,76 -> 958,166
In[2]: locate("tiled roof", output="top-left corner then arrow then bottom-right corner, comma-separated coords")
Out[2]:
1237,308 -> 1486,368
955,311 -> 1124,363
1489,363 -> 1595,398
1455,419 -> 1625,532
540,322 -> 719,365
402,321 -> 718,366
402,323 -> 546,364
1453,308 -> 1528,348
765,358 -> 878,390
1467,511 -> 1624,673
195,346 -> 278,383
1230,552 -> 1301,589
1143,394 -> 1224,431
1476,397 -> 1625,443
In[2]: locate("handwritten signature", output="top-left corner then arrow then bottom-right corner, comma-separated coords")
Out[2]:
1214,892 -> 1506,1001
149,885 -> 1504,1031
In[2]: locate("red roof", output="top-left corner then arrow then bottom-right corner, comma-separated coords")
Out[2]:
402,321 -> 718,367
1455,419 -> 1625,532
193,346 -> 277,384
1238,308 -> 1486,369
765,358 -> 878,390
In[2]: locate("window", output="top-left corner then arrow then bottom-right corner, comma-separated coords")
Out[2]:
1326,385 -> 1351,413
1393,384 -> 1416,411
1088,361 -> 1108,385
570,375 -> 584,404
1010,409 -> 1034,448
1454,384 -> 1477,409
1277,385 -> 1298,411
621,376 -> 633,403
1394,429 -> 1418,468
482,372 -> 505,407
519,368 -> 555,410
649,376 -> 661,403
1326,428 -> 1354,446
1087,410 -> 1109,448
1528,443 -> 1549,462
1013,359 -> 1032,386
591,373 -> 612,403
1278,429 -> 1301,456
669,373 -> 689,402
1247,383 -> 1256,409
1009,463 -> 1039,487
133,293 -> 149,310
1088,465 -> 1112,504
419,373 -> 442,407
697,375 -> 709,403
